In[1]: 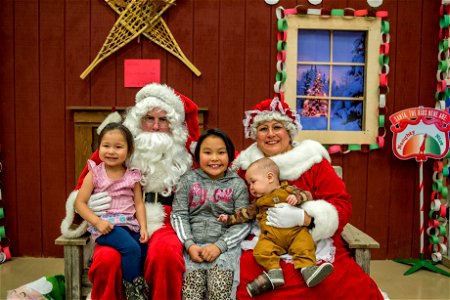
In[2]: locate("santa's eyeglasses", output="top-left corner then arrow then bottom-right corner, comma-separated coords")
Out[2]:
141,116 -> 170,129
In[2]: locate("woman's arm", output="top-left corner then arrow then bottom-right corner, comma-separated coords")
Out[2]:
306,160 -> 352,233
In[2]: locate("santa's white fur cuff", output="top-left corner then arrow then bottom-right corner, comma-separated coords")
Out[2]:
302,200 -> 338,241
60,190 -> 88,238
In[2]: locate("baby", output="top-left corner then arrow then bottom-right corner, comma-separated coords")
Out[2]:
218,157 -> 333,297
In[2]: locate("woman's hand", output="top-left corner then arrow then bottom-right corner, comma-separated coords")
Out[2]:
201,244 -> 221,262
188,244 -> 204,263
266,203 -> 312,228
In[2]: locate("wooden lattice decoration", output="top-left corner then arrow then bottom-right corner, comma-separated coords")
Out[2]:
80,0 -> 201,79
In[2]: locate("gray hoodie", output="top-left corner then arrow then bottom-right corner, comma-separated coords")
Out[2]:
171,168 -> 250,253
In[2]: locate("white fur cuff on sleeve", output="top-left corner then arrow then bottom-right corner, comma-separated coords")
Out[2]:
302,200 -> 338,242
60,190 -> 88,238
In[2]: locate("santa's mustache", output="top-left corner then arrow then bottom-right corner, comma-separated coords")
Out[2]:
133,132 -> 174,158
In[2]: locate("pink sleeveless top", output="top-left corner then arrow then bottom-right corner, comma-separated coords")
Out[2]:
86,160 -> 142,240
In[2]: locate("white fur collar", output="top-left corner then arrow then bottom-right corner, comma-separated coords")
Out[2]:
233,140 -> 330,181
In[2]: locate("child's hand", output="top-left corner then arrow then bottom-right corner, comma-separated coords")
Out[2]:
188,244 -> 204,263
140,228 -> 150,244
289,185 -> 313,204
95,219 -> 113,234
217,214 -> 229,223
201,244 -> 221,262
286,194 -> 300,206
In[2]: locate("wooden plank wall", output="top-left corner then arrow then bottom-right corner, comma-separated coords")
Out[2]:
0,0 -> 441,260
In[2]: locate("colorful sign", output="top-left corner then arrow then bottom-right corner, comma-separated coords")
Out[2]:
389,107 -> 450,161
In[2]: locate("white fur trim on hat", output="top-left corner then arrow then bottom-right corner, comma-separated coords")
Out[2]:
60,190 -> 89,238
302,200 -> 338,242
189,141 -> 197,155
135,83 -> 184,122
96,111 -> 123,135
243,98 -> 302,140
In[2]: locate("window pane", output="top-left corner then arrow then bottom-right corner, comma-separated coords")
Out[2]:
298,30 -> 330,62
331,66 -> 365,98
297,98 -> 329,130
297,65 -> 330,96
330,100 -> 363,131
332,31 -> 366,63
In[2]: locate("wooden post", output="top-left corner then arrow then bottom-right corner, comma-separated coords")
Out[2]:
55,235 -> 90,300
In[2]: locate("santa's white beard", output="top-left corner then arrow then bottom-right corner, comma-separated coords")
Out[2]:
129,132 -> 192,196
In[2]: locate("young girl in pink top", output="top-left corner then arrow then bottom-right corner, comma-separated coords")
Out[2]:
75,122 -> 149,300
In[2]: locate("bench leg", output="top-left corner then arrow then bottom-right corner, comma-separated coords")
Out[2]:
63,245 -> 83,300
354,248 -> 371,275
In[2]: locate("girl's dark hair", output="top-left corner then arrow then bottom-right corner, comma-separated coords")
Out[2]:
98,122 -> 135,156
194,128 -> 235,164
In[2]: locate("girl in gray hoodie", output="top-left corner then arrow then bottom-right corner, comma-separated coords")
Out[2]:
171,128 -> 250,300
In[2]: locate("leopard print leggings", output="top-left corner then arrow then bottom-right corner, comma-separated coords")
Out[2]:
182,265 -> 233,300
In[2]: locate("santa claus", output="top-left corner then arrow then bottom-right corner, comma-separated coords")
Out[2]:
60,83 -> 200,300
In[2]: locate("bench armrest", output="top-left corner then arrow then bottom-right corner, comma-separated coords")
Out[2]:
342,223 -> 380,249
341,223 -> 379,274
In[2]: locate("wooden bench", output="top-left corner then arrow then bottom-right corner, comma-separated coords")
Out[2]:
55,166 -> 380,299
55,224 -> 379,300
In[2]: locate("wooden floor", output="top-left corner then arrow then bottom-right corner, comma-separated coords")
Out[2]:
0,258 -> 449,299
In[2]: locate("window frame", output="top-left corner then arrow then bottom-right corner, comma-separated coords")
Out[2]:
284,15 -> 382,145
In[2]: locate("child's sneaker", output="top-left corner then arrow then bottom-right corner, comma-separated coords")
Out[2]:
301,263 -> 334,287
246,268 -> 284,297
246,271 -> 273,297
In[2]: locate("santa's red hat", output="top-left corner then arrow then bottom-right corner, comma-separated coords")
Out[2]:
243,97 -> 301,140
175,91 -> 200,150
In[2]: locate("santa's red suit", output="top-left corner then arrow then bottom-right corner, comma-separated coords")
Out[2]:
60,83 -> 200,300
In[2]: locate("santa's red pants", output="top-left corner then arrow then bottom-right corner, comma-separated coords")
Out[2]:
89,207 -> 184,300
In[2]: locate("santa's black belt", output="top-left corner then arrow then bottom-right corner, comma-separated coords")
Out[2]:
144,192 -> 174,206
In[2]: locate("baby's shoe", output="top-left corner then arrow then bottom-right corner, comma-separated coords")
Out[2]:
301,263 -> 334,287
246,268 -> 284,297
